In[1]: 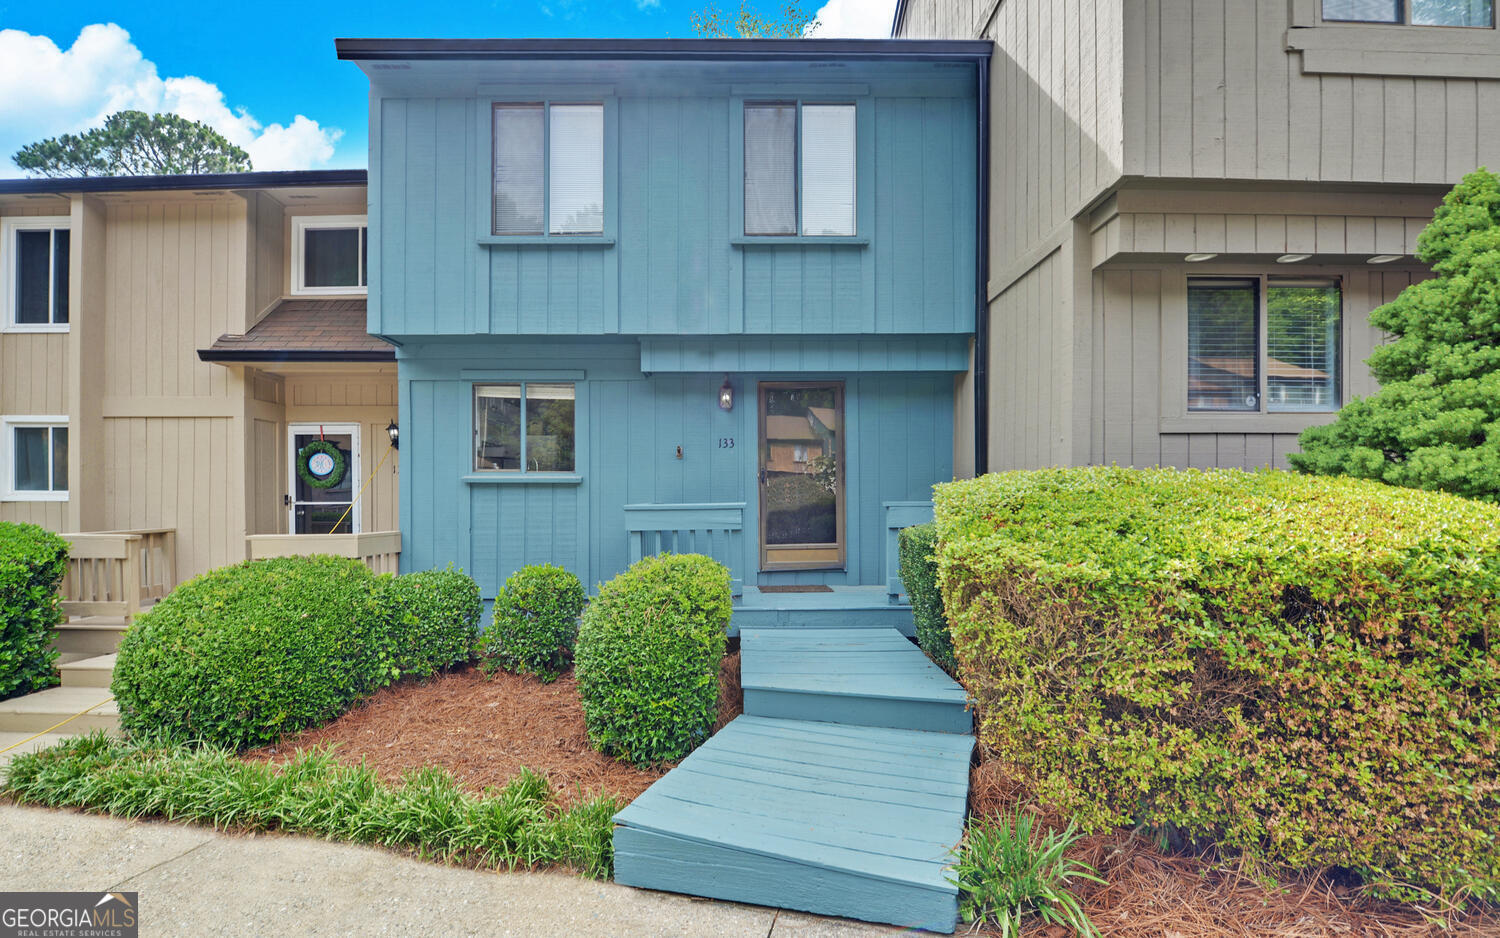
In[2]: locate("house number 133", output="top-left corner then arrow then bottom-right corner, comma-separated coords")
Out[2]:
718,438 -> 735,448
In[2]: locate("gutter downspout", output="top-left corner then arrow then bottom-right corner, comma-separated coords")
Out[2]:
973,51 -> 991,476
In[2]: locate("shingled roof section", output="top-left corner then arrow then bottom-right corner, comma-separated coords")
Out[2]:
198,298 -> 394,363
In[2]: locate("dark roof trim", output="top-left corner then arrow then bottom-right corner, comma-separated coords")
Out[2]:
891,0 -> 910,37
0,169 -> 366,197
197,348 -> 395,364
336,37 -> 991,62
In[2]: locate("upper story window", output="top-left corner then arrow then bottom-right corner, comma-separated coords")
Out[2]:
3,217 -> 70,332
1188,277 -> 1343,414
492,103 -> 604,237
292,216 -> 367,295
473,382 -> 576,473
3,417 -> 67,501
1322,0 -> 1494,27
744,102 -> 856,237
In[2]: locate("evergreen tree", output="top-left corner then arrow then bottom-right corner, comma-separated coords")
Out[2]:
1291,168 -> 1500,501
14,111 -> 251,178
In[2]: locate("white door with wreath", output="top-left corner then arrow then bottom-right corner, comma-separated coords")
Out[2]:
288,423 -> 360,534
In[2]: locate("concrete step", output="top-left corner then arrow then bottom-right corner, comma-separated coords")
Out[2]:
740,628 -> 971,734
0,686 -> 118,734
0,731 -> 78,770
614,715 -> 974,933
60,654 -> 116,689
52,617 -> 129,657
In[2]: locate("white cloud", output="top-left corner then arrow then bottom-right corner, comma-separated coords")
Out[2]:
0,23 -> 340,172
636,0 -> 661,9
809,0 -> 900,37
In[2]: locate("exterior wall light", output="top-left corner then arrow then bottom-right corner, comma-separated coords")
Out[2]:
1184,253 -> 1218,262
1368,254 -> 1404,264
1276,253 -> 1312,263
387,420 -> 399,450
719,377 -> 734,411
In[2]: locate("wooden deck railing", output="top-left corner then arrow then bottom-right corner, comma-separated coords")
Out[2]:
624,502 -> 745,596
245,531 -> 402,574
884,501 -> 934,603
60,529 -> 178,621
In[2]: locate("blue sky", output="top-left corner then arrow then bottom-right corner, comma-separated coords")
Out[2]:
0,0 -> 897,173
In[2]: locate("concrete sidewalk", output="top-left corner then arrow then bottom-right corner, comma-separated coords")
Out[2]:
0,804 -> 902,937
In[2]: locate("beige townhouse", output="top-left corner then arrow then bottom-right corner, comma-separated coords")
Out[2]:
895,0 -> 1500,475
0,170 -> 398,616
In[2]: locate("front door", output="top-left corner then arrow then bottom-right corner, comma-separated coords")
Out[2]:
758,382 -> 845,571
288,423 -> 360,534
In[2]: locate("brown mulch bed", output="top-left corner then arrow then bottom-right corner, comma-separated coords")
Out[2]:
968,756 -> 1500,938
246,649 -> 743,808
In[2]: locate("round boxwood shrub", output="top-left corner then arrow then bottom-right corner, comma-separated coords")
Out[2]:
935,467 -> 1500,901
478,564 -> 586,682
112,555 -> 390,749
0,522 -> 67,701
898,522 -> 956,674
379,566 -> 482,680
574,554 -> 732,767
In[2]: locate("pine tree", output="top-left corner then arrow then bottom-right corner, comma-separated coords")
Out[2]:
1291,168 -> 1500,501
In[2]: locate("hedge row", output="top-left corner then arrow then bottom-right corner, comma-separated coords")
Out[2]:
934,467 -> 1500,900
0,522 -> 67,701
113,556 -> 480,749
897,523 -> 956,673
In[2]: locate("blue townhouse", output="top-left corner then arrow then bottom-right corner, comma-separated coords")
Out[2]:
337,37 -> 986,616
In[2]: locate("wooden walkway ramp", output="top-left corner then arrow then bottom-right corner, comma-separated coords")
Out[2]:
614,625 -> 974,933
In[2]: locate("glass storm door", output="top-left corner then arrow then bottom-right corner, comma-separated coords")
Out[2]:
288,424 -> 359,535
758,382 -> 845,571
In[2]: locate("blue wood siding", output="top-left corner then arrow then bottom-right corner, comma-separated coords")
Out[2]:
397,342 -> 954,595
368,71 -> 977,339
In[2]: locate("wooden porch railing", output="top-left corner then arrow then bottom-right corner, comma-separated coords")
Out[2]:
884,501 -> 934,604
246,531 -> 402,575
60,529 -> 178,622
624,503 -> 745,596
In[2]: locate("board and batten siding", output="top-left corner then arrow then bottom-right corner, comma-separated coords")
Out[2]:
283,373 -> 400,536
372,84 -> 976,339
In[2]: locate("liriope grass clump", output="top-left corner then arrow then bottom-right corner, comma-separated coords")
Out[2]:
950,811 -> 1103,937
2,733 -> 617,879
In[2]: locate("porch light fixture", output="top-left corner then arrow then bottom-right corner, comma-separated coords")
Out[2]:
1368,254 -> 1404,264
1276,253 -> 1312,264
1184,253 -> 1218,262
386,420 -> 399,450
718,377 -> 734,412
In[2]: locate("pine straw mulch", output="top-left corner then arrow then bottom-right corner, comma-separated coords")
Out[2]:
244,649 -> 743,808
967,756 -> 1500,938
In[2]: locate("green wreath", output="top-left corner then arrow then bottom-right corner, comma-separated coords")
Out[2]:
296,440 -> 348,489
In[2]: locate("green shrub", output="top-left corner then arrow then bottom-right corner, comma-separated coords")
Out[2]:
0,522 -> 67,701
935,467 -> 1500,901
2,733 -> 618,879
574,554 -> 731,767
379,567 -> 482,679
112,555 -> 391,749
479,564 -> 587,682
899,523 -> 955,673
951,812 -> 1103,937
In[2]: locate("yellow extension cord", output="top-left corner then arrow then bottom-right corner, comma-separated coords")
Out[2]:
0,443 -> 398,759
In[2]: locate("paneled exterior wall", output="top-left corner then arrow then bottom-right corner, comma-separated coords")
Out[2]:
369,64 -> 977,339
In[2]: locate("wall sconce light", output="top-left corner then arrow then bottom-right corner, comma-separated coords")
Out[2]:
718,377 -> 734,412
386,420 -> 399,450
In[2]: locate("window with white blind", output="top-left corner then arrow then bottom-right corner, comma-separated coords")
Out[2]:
743,101 -> 857,237
491,103 -> 604,237
3,217 -> 70,331
1188,278 -> 1342,414
1322,0 -> 1494,26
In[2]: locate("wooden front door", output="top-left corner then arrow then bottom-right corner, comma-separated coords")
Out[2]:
757,382 -> 845,571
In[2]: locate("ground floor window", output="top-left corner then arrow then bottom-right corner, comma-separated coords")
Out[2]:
1188,277 -> 1342,414
3,417 -> 67,500
473,382 -> 576,473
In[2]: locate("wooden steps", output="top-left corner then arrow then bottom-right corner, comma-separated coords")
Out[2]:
60,654 -> 116,688
741,628 -> 970,734
0,686 -> 117,734
52,617 -> 129,658
614,715 -> 973,932
731,586 -> 916,636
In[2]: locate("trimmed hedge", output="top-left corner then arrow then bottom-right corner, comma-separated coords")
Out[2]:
0,522 -> 67,700
898,523 -> 956,673
935,467 -> 1500,900
479,564 -> 586,682
575,554 -> 732,767
379,567 -> 482,680
113,555 -> 390,749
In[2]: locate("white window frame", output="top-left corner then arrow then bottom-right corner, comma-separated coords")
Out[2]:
2,416 -> 69,502
290,215 -> 368,296
1,216 -> 72,333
